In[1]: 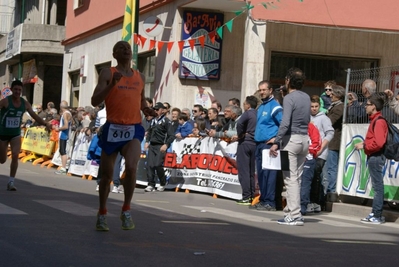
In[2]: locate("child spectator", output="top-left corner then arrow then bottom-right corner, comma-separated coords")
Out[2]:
175,113 -> 193,139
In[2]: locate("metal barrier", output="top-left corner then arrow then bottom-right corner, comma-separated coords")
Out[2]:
344,65 -> 399,124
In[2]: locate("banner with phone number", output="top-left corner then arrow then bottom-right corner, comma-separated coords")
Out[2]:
135,137 -> 242,200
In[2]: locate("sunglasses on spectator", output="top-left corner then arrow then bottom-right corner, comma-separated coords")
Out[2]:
192,110 -> 198,113
325,88 -> 332,91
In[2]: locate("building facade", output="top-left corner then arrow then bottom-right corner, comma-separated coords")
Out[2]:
61,0 -> 399,109
0,0 -> 66,108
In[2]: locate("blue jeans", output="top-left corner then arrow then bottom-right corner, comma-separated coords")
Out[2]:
368,154 -> 385,218
300,158 -> 316,214
255,143 -> 278,207
326,150 -> 339,193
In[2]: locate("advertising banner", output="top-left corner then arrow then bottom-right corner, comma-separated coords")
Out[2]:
337,124 -> 399,201
22,127 -> 54,156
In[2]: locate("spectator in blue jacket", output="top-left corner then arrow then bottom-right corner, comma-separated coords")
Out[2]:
175,113 -> 193,139
252,80 -> 283,211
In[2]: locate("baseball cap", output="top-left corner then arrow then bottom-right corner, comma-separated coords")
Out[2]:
153,102 -> 166,110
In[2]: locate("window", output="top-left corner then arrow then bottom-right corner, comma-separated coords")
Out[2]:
73,0 -> 84,10
138,51 -> 156,97
269,52 -> 378,95
95,62 -> 111,81
69,71 -> 80,107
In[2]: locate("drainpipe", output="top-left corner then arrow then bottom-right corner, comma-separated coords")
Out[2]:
132,0 -> 140,70
18,0 -> 25,80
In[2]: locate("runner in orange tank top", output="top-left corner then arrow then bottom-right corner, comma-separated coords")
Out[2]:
91,41 -> 156,231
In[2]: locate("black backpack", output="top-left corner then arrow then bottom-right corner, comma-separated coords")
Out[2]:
374,116 -> 399,161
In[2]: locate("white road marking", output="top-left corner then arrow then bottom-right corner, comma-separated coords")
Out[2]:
324,240 -> 397,245
0,203 -> 27,215
182,206 -> 370,228
162,221 -> 229,225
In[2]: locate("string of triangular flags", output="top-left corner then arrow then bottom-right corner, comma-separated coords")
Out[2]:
135,1 -> 303,53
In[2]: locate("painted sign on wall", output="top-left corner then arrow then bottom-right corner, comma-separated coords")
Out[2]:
180,11 -> 223,80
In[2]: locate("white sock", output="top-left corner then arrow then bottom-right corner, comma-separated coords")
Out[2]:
8,177 -> 15,183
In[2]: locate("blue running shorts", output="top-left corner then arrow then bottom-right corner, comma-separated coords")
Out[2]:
98,121 -> 144,155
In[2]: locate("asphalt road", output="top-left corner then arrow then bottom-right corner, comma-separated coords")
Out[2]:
1,161 -> 398,267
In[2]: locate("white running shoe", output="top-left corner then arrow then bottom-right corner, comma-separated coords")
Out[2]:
117,185 -> 124,193
111,186 -> 119,193
144,185 -> 154,192
157,186 -> 165,192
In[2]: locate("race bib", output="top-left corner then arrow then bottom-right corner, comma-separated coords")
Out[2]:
6,117 -> 20,128
107,124 -> 135,143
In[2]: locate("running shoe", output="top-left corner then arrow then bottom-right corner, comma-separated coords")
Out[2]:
120,211 -> 135,230
144,185 -> 155,192
7,181 -> 17,191
96,214 -> 109,231
55,168 -> 67,175
277,216 -> 304,226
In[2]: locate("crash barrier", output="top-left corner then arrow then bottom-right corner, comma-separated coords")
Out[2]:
18,128 -> 247,200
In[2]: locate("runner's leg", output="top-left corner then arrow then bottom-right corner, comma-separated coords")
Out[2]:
0,140 -> 8,164
120,138 -> 141,208
98,151 -> 118,213
9,137 -> 21,177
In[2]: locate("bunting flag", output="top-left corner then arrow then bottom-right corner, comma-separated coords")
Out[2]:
188,39 -> 196,50
177,41 -> 185,52
157,41 -> 165,52
216,27 -> 223,39
122,0 -> 136,44
226,20 -> 233,32
149,39 -> 156,50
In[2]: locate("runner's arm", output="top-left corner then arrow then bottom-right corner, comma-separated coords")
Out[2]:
25,100 -> 52,130
91,68 -> 113,107
0,98 -> 8,109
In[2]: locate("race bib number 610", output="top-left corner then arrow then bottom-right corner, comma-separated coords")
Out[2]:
107,124 -> 135,143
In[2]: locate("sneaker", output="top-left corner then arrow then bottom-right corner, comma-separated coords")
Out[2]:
120,211 -> 135,230
7,181 -> 17,191
277,216 -> 305,226
96,214 -> 109,231
312,203 -> 321,212
249,202 -> 262,209
157,186 -> 165,192
256,203 -> 277,211
361,213 -> 385,224
236,198 -> 252,206
96,185 -> 99,192
55,168 -> 67,175
144,185 -> 155,192
117,185 -> 124,193
111,186 -> 119,193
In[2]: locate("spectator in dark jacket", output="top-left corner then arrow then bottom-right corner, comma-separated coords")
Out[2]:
236,96 -> 258,205
346,91 -> 366,123
144,102 -> 176,192
326,85 -> 345,195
